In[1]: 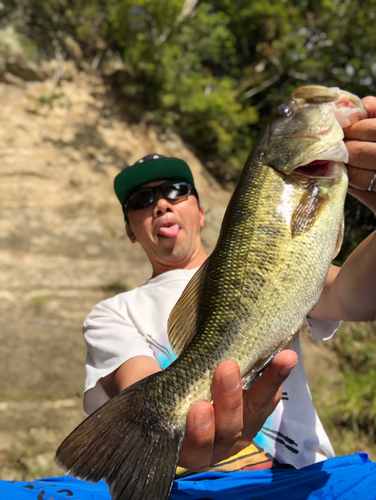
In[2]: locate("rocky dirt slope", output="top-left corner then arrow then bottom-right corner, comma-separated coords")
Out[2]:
0,57 -> 375,481
0,60 -> 232,479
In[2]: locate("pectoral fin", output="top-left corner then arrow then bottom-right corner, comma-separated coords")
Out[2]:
291,187 -> 329,238
168,258 -> 210,356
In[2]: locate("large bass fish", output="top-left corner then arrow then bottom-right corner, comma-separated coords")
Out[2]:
56,86 -> 368,500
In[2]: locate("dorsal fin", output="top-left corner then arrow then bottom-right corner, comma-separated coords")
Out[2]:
168,258 -> 210,356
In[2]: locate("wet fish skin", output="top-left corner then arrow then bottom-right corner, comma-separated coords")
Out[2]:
55,86 -> 368,500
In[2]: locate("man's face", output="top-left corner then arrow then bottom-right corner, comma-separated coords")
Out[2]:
125,180 -> 205,273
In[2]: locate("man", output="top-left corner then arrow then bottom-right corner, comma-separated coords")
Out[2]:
83,97 -> 376,472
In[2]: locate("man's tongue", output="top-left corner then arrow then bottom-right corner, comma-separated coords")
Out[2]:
158,224 -> 180,238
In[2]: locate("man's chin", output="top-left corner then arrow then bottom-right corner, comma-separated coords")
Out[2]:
158,242 -> 192,262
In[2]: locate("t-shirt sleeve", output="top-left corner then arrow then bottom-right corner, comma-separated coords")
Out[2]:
305,316 -> 341,341
83,297 -> 155,415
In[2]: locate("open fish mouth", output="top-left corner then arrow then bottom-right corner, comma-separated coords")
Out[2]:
291,87 -> 367,179
294,159 -> 346,179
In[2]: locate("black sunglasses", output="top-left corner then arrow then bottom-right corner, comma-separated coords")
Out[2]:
123,180 -> 198,212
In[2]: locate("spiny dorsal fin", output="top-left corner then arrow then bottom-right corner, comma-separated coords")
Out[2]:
333,215 -> 345,259
168,258 -> 210,356
291,187 -> 329,238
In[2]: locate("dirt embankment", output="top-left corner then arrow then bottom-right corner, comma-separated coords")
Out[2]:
0,56 -> 232,479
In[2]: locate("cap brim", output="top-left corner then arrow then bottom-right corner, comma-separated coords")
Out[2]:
114,157 -> 195,205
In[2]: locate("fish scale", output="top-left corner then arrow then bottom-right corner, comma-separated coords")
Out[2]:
55,86 -> 368,500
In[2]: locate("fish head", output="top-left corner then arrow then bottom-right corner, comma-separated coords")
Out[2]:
260,85 -> 368,179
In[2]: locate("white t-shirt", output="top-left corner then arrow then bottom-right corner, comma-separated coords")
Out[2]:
83,267 -> 340,470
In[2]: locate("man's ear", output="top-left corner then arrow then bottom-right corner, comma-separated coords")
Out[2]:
199,205 -> 205,229
126,223 -> 137,243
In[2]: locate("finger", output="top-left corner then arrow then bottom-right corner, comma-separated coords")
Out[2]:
363,96 -> 376,119
252,350 -> 299,398
345,140 -> 376,170
211,361 -> 243,450
344,119 -> 376,142
343,97 -> 376,138
243,350 -> 298,430
178,401 -> 215,470
347,165 -> 376,191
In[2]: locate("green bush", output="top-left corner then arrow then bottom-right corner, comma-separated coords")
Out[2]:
2,0 -> 375,241
329,327 -> 376,438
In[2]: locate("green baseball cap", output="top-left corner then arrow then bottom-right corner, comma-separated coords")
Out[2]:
114,154 -> 196,205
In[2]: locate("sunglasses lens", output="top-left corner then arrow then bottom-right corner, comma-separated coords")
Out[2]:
161,182 -> 190,200
128,188 -> 155,209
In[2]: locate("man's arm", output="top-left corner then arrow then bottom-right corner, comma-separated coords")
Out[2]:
100,351 -> 298,470
100,356 -> 161,398
309,96 -> 376,322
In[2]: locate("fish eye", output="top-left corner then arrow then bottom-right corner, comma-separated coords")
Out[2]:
278,105 -> 294,118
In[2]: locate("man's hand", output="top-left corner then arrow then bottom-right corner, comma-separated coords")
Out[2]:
178,349 -> 298,470
344,95 -> 376,214
308,96 -> 376,323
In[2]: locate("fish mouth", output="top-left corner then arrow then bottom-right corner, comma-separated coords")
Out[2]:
289,134 -> 349,177
293,160 -> 346,179
276,87 -> 368,176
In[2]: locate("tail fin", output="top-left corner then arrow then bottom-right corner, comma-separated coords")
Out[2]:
55,375 -> 184,500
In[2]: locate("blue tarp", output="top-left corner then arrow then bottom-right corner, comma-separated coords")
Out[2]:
0,453 -> 375,500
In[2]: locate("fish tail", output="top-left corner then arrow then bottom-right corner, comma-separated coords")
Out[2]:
55,374 -> 184,500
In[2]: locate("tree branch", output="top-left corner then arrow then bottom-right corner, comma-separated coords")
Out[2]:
240,73 -> 280,101
156,0 -> 199,46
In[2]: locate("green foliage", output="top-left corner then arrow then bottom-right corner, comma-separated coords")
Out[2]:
102,1 -> 260,170
329,327 -> 376,438
2,0 -> 375,234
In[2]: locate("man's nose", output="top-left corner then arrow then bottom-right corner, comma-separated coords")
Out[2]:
153,194 -> 173,216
